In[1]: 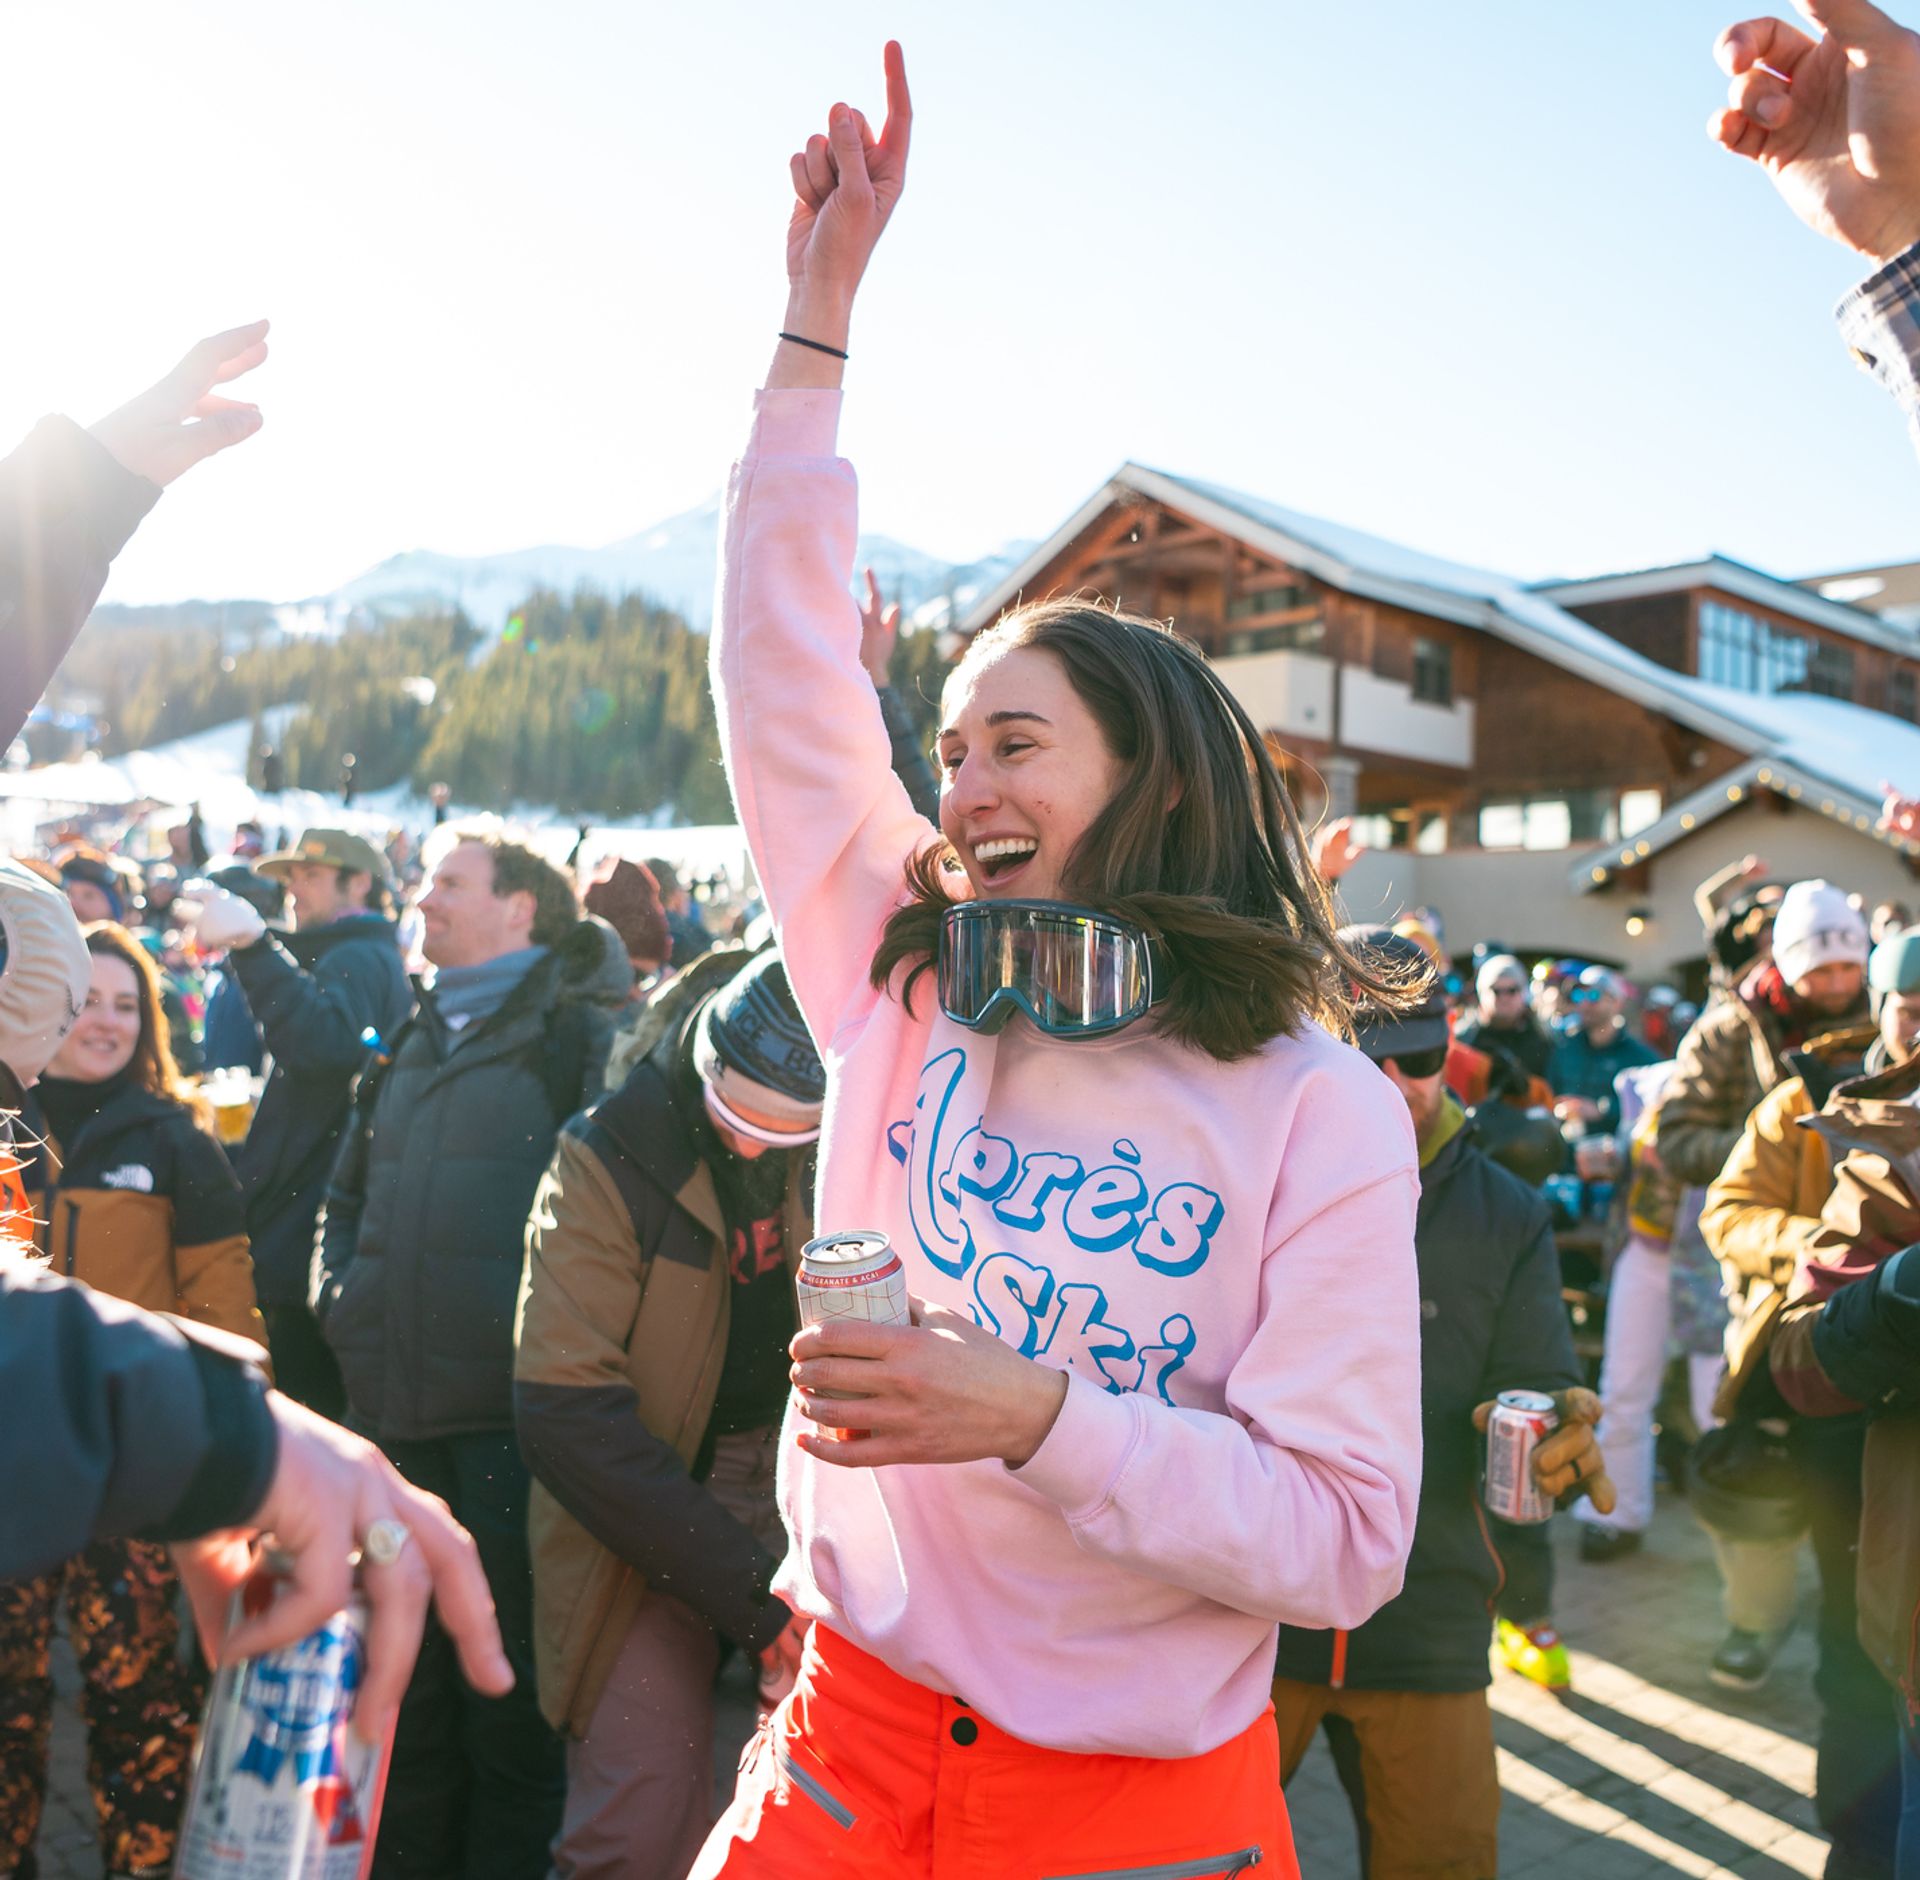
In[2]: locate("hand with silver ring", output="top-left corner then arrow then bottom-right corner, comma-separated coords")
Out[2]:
362,1518 -> 412,1568
171,1393 -> 512,1743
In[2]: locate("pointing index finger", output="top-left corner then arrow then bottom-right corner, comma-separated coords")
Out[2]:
880,40 -> 912,164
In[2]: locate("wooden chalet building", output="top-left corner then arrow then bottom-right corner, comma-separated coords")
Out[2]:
956,469 -> 1920,990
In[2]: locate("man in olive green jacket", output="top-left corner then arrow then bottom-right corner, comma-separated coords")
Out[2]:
514,947 -> 821,1880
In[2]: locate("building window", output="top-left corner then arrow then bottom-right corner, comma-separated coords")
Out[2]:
1223,617 -> 1325,656
1619,789 -> 1663,838
1352,807 -> 1450,854
1891,669 -> 1918,721
1699,600 -> 1856,700
1349,812 -> 1397,851
1759,623 -> 1811,694
1806,640 -> 1855,700
1411,637 -> 1453,705
1700,602 -> 1759,689
1226,581 -> 1311,621
1478,796 -> 1574,851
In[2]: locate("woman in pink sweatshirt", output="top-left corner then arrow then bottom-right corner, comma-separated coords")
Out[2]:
694,46 -> 1422,1880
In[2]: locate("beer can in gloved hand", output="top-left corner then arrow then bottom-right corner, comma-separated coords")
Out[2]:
1484,1389 -> 1559,1525
797,1230 -> 911,1440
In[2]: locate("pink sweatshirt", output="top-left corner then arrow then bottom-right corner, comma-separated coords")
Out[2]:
714,388 -> 1423,1758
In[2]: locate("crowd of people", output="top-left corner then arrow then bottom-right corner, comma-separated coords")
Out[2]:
3,3 -> 1920,1878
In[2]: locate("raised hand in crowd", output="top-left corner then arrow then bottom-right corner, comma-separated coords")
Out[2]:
89,321 -> 270,488
1310,816 -> 1368,886
184,882 -> 268,952
1711,0 -> 1920,260
1879,781 -> 1920,839
1473,1386 -> 1617,1515
858,565 -> 902,687
173,1393 -> 513,1742
770,42 -> 911,383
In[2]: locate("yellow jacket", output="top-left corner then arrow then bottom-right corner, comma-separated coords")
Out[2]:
1698,1024 -> 1875,1417
24,1080 -> 265,1355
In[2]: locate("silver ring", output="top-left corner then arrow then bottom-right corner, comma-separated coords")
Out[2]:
362,1517 -> 413,1568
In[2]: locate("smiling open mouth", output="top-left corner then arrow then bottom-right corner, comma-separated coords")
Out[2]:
973,838 -> 1038,883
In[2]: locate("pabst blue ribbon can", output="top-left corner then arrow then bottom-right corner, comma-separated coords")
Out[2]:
797,1230 -> 911,1439
174,1558 -> 392,1878
1484,1389 -> 1559,1526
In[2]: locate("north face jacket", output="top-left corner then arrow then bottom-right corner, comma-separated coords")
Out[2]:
226,914 -> 411,1306
514,960 -> 813,1735
19,1080 -> 263,1353
312,925 -> 613,1441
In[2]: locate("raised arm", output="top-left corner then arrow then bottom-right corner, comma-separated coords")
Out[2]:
768,43 -> 911,390
1710,0 -> 1920,261
1710,1 -> 1920,444
0,323 -> 268,749
712,46 -> 938,1046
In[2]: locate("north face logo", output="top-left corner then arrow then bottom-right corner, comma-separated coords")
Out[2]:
101,1163 -> 154,1193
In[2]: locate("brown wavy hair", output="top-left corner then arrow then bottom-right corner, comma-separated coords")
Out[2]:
868,600 -> 1423,1060
80,923 -> 211,1128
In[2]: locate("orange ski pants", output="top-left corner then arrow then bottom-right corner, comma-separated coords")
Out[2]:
691,1625 -> 1293,1880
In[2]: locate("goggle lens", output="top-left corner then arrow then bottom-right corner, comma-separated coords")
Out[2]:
939,902 -> 1157,1039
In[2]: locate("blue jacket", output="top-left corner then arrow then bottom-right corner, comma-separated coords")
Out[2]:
227,914 -> 411,1306
1547,1024 -> 1660,1136
201,969 -> 263,1074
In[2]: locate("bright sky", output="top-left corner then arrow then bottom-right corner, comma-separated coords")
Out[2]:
0,0 -> 1912,607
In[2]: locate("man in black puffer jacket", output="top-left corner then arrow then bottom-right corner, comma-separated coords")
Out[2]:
1272,929 -> 1612,1880
188,828 -> 411,1418
312,828 -> 618,1880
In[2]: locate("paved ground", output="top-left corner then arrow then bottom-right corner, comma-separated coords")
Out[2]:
33,1479 -> 1832,1878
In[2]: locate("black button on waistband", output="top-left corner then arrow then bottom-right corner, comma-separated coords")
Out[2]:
949,1716 -> 979,1747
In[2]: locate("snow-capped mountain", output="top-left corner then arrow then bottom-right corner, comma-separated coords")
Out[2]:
289,498 -> 1029,637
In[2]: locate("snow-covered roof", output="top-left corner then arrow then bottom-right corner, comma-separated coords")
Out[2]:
1533,555 -> 1918,655
956,464 -> 1920,882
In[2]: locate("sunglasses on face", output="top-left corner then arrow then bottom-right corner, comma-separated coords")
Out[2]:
1491,983 -> 1525,997
1382,1044 -> 1449,1080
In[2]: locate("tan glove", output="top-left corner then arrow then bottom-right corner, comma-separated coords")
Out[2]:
1472,1385 -> 1616,1516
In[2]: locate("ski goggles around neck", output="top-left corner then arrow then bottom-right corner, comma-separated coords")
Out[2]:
937,899 -> 1168,1041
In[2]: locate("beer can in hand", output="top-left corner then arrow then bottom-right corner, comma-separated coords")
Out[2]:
796,1230 -> 911,1441
1484,1389 -> 1559,1525
174,1556 -> 393,1878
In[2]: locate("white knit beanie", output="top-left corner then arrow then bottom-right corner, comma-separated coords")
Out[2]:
0,858 -> 90,1086
1476,952 -> 1527,1002
1770,879 -> 1868,986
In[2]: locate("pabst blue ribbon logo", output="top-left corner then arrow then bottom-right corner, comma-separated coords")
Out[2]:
236,1614 -> 367,1842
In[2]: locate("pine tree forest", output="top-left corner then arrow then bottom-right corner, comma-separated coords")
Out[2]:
59,587 -> 951,823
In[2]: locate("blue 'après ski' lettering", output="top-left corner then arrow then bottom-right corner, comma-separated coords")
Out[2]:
883,1048 -> 1220,1404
